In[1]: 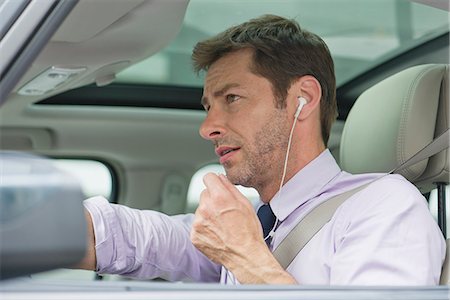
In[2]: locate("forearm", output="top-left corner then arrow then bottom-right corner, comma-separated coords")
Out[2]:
80,196 -> 220,281
72,210 -> 96,270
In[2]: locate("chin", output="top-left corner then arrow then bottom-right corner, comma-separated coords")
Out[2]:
223,167 -> 239,185
224,168 -> 253,187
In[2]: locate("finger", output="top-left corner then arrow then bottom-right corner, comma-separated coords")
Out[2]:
198,188 -> 210,205
202,172 -> 229,198
197,189 -> 209,209
196,189 -> 212,217
218,174 -> 249,202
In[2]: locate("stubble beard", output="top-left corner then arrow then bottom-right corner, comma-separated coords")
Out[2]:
224,109 -> 289,191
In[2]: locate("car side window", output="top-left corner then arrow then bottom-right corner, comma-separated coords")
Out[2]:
53,159 -> 114,201
186,164 -> 260,213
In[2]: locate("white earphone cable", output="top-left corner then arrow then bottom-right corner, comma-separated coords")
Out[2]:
279,114 -> 298,192
265,98 -> 304,241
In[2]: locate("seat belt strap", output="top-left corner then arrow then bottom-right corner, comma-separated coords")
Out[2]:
272,182 -> 370,269
391,129 -> 449,173
272,128 -> 449,270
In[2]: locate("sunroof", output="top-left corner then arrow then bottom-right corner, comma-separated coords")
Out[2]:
115,0 -> 449,87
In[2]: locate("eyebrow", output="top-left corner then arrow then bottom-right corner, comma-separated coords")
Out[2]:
201,83 -> 241,107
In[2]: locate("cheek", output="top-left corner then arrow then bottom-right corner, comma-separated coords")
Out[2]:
255,113 -> 289,152
231,101 -> 288,148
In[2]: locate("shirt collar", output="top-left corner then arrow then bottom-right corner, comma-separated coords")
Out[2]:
268,149 -> 341,222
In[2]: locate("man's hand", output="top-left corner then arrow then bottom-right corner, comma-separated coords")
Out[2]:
190,173 -> 296,284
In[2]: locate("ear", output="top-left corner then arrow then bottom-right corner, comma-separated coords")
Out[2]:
290,75 -> 322,121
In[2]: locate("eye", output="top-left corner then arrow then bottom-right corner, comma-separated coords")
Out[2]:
226,94 -> 241,103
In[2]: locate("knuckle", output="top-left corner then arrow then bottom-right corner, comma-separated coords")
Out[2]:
195,203 -> 210,219
191,218 -> 204,233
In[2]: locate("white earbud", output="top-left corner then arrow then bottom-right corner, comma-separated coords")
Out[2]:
278,96 -> 307,195
294,96 -> 307,119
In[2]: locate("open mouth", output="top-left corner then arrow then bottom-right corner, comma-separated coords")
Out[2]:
216,147 -> 240,157
216,146 -> 241,164
220,148 -> 239,156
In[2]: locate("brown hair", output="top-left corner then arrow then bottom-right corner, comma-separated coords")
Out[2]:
192,14 -> 337,145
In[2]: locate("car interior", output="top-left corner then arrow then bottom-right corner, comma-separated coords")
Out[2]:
0,0 -> 449,287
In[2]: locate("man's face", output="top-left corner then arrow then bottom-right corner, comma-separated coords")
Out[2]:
199,49 -> 290,190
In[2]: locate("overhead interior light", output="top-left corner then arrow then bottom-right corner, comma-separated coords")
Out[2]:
18,66 -> 87,96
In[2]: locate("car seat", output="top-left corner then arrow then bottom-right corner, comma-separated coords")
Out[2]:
339,64 -> 449,284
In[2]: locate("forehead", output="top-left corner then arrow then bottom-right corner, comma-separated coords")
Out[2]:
201,50 -> 255,106
204,49 -> 254,88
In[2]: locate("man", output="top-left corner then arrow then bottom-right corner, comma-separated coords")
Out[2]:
79,15 -> 445,284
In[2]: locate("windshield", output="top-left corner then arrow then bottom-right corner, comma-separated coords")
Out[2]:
115,0 -> 449,87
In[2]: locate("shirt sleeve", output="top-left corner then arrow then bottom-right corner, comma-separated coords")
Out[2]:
330,175 -> 446,285
83,196 -> 221,282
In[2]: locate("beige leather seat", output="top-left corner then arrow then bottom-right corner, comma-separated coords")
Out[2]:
339,64 -> 449,284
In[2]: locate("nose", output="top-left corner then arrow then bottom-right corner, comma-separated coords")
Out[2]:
199,107 -> 226,141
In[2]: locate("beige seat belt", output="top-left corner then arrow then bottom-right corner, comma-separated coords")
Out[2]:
272,128 -> 450,270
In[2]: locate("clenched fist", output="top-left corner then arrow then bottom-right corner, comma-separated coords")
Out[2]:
190,173 -> 296,284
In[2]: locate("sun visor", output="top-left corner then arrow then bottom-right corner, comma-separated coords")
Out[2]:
51,0 -> 146,43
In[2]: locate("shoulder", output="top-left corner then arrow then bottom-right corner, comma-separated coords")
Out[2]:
341,173 -> 427,214
332,173 -> 438,238
365,173 -> 421,195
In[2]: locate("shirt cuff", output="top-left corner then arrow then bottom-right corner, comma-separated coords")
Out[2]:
83,196 -> 121,274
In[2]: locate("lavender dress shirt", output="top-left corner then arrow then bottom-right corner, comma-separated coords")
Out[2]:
83,150 -> 445,285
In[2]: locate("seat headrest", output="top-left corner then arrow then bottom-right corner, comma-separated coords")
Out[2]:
340,64 -> 449,193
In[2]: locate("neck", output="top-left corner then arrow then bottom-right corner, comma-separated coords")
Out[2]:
258,140 -> 325,203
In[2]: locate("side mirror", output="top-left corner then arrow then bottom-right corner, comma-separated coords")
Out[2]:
0,152 -> 87,280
